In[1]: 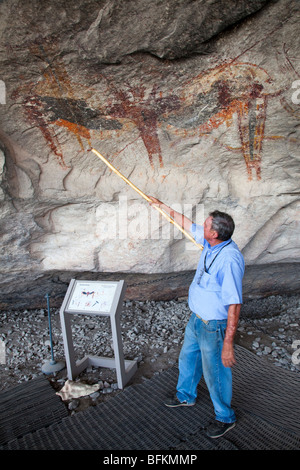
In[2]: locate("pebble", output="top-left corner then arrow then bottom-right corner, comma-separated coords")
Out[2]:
98,380 -> 104,389
68,399 -> 80,410
263,346 -> 272,355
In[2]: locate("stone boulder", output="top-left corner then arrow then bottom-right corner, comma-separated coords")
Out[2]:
0,0 -> 299,308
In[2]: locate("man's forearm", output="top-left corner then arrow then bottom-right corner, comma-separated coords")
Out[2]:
224,304 -> 241,345
222,304 -> 241,367
149,197 -> 193,232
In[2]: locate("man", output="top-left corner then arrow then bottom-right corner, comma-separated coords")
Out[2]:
149,197 -> 245,439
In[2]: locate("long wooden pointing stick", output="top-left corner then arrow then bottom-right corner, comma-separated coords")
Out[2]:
91,148 -> 203,250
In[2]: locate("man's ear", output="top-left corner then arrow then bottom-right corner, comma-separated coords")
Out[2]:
212,230 -> 219,240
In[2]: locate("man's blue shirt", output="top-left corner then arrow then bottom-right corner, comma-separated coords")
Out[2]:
188,223 -> 245,320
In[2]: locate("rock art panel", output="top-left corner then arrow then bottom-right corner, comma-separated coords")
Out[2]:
164,61 -> 280,180
12,38 -> 280,180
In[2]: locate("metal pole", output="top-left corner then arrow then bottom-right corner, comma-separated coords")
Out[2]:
41,293 -> 65,375
45,293 -> 55,365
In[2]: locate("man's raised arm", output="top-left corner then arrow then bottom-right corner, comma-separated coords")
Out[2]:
148,196 -> 193,232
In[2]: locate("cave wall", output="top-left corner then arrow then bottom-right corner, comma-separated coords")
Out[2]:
0,0 -> 299,307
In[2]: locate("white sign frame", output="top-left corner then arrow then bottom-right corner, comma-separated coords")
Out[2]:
65,280 -> 118,315
60,279 -> 137,389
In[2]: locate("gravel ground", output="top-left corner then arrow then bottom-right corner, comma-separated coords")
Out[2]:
0,294 -> 299,414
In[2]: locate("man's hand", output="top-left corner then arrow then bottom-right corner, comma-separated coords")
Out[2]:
222,342 -> 236,368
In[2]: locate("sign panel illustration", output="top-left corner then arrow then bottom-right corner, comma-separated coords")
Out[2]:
66,281 -> 117,313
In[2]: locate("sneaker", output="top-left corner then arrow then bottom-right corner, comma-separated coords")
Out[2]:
164,395 -> 195,408
206,420 -> 236,438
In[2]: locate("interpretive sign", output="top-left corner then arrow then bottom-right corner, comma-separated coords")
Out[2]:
60,279 -> 137,388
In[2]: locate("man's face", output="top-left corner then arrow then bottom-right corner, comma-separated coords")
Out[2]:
203,216 -> 218,245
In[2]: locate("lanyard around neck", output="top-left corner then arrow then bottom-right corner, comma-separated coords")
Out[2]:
204,240 -> 232,273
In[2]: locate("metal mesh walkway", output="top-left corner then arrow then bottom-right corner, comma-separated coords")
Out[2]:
0,374 -> 68,446
1,346 -> 300,450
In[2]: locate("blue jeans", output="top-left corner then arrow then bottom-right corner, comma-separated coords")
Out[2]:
176,313 -> 236,423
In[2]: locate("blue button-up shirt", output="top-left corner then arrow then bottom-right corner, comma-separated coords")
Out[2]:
188,223 -> 245,320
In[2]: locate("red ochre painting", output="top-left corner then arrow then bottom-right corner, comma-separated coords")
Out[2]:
13,44 -> 280,180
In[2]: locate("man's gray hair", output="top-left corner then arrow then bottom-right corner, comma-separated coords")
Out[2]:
209,210 -> 235,241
